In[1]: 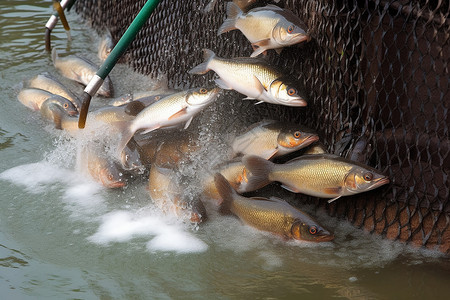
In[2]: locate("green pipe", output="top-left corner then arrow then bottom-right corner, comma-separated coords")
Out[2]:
78,0 -> 161,129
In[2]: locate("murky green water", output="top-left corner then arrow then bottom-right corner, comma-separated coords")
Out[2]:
0,1 -> 449,299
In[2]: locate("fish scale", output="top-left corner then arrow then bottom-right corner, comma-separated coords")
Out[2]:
231,198 -> 295,236
272,158 -> 354,193
210,56 -> 281,91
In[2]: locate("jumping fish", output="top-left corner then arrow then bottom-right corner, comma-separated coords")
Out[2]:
214,173 -> 334,241
189,49 -> 306,106
242,154 -> 390,203
218,3 -> 309,57
52,48 -> 114,97
26,72 -> 81,110
81,145 -> 128,189
148,165 -> 207,224
116,87 -> 220,158
232,119 -> 319,159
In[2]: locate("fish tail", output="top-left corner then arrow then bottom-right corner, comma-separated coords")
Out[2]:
116,123 -> 135,163
188,49 -> 215,75
242,155 -> 273,191
217,2 -> 241,35
214,173 -> 236,215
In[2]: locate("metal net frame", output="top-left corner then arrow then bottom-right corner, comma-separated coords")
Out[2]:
74,0 -> 450,253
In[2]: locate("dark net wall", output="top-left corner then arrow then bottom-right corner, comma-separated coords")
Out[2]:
74,0 -> 450,253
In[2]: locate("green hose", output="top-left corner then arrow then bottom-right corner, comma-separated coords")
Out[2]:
78,0 -> 161,128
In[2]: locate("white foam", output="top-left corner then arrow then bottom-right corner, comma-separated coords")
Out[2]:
146,229 -> 208,254
88,210 -> 208,254
0,161 -> 77,194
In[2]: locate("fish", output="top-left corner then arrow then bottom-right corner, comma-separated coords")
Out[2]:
17,88 -> 77,114
52,48 -> 114,97
202,158 -> 250,203
242,154 -> 390,203
39,95 -> 79,124
232,119 -> 319,159
218,3 -> 309,57
214,173 -> 334,242
98,31 -> 114,62
81,145 -> 128,189
27,72 -> 81,110
189,49 -> 306,106
116,87 -> 220,159
148,165 -> 207,224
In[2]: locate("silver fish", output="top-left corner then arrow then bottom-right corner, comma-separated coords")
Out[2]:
218,3 -> 309,57
116,87 -> 220,158
189,49 -> 306,106
39,95 -> 78,125
52,48 -> 114,97
27,72 -> 81,109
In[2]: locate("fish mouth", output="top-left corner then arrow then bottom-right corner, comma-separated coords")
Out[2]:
372,177 -> 390,189
295,34 -> 311,43
317,233 -> 335,242
284,97 -> 307,107
302,135 -> 320,147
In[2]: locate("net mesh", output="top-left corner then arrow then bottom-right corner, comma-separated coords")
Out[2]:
74,0 -> 450,253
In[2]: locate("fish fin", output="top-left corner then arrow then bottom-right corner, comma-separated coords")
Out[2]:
116,122 -> 135,161
188,49 -> 215,75
252,75 -> 268,93
214,173 -> 237,215
250,40 -> 270,57
141,125 -> 161,134
241,155 -> 273,191
264,149 -> 278,160
217,2 -> 241,35
253,101 -> 265,105
327,195 -> 342,203
281,184 -> 301,193
242,97 -> 256,100
323,187 -> 343,195
275,48 -> 283,55
214,78 -> 233,90
168,107 -> 188,120
184,116 -> 193,129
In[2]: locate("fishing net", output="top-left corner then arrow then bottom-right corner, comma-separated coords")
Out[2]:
74,0 -> 450,253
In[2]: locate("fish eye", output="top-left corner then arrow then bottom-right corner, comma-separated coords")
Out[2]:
364,172 -> 373,181
287,87 -> 297,96
287,25 -> 294,34
199,88 -> 208,94
309,226 -> 318,235
63,103 -> 69,108
294,131 -> 301,139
